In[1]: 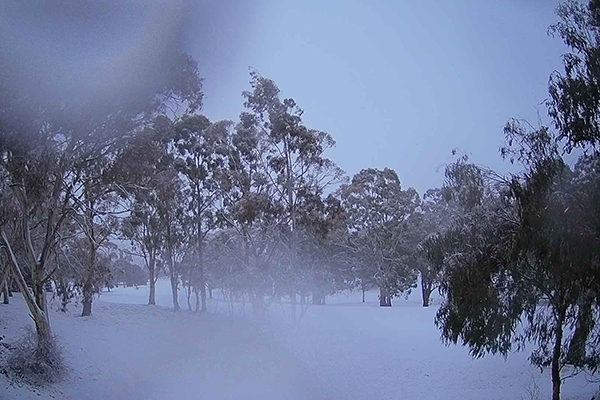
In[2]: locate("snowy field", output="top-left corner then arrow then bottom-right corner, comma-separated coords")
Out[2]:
0,280 -> 596,400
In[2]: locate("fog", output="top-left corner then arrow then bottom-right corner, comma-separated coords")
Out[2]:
0,1 -> 598,400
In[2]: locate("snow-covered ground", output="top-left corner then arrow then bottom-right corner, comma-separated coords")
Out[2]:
1,280 -> 596,400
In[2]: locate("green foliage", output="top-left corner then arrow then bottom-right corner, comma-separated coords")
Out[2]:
435,122 -> 600,400
548,0 -> 600,151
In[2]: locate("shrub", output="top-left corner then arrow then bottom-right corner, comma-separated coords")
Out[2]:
7,326 -> 66,386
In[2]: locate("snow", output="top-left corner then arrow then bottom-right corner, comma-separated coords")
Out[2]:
1,280 -> 596,400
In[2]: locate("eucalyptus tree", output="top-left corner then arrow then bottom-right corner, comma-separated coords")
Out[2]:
73,171 -> 120,316
117,124 -> 174,306
173,115 -> 230,312
435,124 -> 600,400
548,0 -> 600,151
218,117 -> 287,321
340,168 -> 420,307
154,169 -> 192,312
414,187 -> 459,307
240,71 -> 345,321
0,52 -> 204,343
295,193 -> 352,306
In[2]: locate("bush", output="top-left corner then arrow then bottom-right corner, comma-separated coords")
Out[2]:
7,326 -> 66,386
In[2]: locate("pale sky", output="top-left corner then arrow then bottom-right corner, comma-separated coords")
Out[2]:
186,1 -> 568,194
1,0 -> 568,195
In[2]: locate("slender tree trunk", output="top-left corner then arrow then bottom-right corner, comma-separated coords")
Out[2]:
194,287 -> 200,312
59,279 -> 69,312
209,286 -> 213,300
195,186 -> 208,313
186,280 -> 193,311
170,275 -> 180,311
81,187 -> 98,317
14,186 -> 58,340
198,263 -> 206,312
552,322 -> 564,400
32,261 -> 49,322
362,282 -> 366,303
1,228 -> 51,343
166,224 -> 180,312
379,287 -> 391,307
7,275 -> 12,297
421,273 -> 431,307
81,281 -> 94,316
148,254 -> 156,305
0,260 -> 10,304
81,282 -> 93,316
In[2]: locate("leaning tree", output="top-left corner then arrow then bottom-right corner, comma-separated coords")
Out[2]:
435,125 -> 600,400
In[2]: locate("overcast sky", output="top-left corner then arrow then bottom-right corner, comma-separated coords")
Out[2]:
186,0 -> 568,194
1,0 -> 568,195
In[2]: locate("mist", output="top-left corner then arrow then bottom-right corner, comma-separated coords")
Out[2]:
1,1 -> 599,400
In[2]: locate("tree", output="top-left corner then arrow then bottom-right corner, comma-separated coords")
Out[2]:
117,126 -> 169,306
548,0 -> 600,151
218,110 -> 287,321
416,188 -> 459,307
340,168 -> 419,307
74,185 -> 119,316
155,169 -> 191,312
295,193 -> 353,307
0,50 -> 204,345
111,254 -> 148,288
240,71 -> 344,322
435,125 -> 600,400
173,115 -> 230,312
56,236 -> 116,314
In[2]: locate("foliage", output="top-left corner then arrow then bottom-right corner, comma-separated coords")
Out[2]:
7,326 -> 66,386
548,0 -> 600,151
340,168 -> 420,306
434,124 -> 600,400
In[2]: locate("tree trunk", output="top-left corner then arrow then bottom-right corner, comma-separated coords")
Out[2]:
81,282 -> 93,316
194,287 -> 200,312
148,255 -> 156,305
32,262 -> 49,323
552,322 -> 564,400
197,187 -> 207,313
198,266 -> 207,312
0,260 -> 10,304
186,281 -> 193,311
379,287 -> 392,307
362,283 -> 366,303
59,279 -> 69,312
82,223 -> 96,317
167,225 -> 180,311
421,273 -> 431,307
1,228 -> 51,343
170,272 -> 180,312
209,287 -> 213,300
